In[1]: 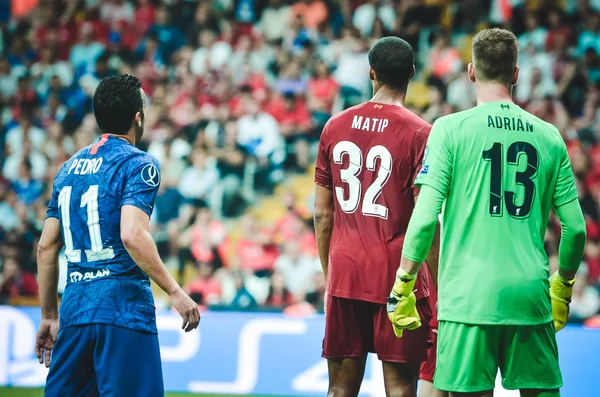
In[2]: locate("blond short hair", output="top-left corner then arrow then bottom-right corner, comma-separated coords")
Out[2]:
472,28 -> 519,85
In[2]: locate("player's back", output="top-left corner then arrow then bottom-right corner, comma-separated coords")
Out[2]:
428,102 -> 576,325
49,134 -> 160,333
315,102 -> 431,304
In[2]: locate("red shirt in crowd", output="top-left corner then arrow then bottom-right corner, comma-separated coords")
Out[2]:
307,77 -> 339,112
236,239 -> 279,272
191,221 -> 228,265
265,97 -> 311,129
187,277 -> 222,304
0,272 -> 38,300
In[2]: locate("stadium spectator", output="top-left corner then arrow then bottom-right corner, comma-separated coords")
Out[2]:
264,271 -> 295,307
236,215 -> 278,276
274,240 -> 321,299
185,261 -> 222,306
178,149 -> 219,203
11,159 -> 43,205
428,30 -> 462,80
207,120 -> 249,218
353,0 -> 396,37
259,0 -> 292,42
178,206 -> 228,271
266,92 -> 311,171
570,264 -> 600,320
290,0 -> 328,31
518,11 -> 548,51
0,256 -> 38,303
236,98 -> 284,191
228,270 -> 258,309
69,23 -> 105,72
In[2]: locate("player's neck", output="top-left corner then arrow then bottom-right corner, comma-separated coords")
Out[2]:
475,82 -> 514,105
370,86 -> 406,107
103,132 -> 134,145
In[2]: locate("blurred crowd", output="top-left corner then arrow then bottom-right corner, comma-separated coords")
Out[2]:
0,0 -> 599,322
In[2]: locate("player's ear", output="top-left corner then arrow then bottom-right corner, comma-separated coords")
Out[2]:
134,112 -> 142,128
369,68 -> 376,82
511,66 -> 520,86
467,63 -> 476,83
410,65 -> 415,80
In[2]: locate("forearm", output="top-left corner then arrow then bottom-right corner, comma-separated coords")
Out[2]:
400,185 -> 445,277
37,248 -> 60,320
425,223 -> 440,290
314,210 -> 334,279
123,227 -> 180,295
555,199 -> 587,280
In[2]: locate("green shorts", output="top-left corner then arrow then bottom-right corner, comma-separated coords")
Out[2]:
433,321 -> 562,392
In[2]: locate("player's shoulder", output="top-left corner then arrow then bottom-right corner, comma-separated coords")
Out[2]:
123,145 -> 159,168
323,103 -> 363,129
53,145 -> 91,183
519,108 -> 564,145
397,106 -> 431,137
433,107 -> 480,130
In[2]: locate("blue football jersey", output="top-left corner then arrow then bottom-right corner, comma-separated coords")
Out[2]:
47,134 -> 161,333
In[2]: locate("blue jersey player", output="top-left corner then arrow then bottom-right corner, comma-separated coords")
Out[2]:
35,74 -> 200,396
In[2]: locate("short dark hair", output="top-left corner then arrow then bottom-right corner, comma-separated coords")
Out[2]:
472,28 -> 519,85
93,74 -> 143,135
368,36 -> 415,92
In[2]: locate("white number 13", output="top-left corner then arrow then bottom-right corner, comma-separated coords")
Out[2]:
333,141 -> 392,219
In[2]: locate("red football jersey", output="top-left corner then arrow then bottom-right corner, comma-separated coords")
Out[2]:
315,102 -> 431,304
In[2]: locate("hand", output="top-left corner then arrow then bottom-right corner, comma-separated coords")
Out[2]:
36,318 -> 59,368
170,288 -> 201,332
387,276 -> 421,338
549,272 -> 575,332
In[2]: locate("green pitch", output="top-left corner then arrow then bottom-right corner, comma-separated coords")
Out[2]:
0,389 -> 291,397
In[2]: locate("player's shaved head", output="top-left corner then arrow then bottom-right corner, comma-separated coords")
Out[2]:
93,74 -> 144,135
472,28 -> 519,86
368,36 -> 415,93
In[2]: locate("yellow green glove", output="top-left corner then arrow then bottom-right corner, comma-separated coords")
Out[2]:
549,271 -> 575,332
387,270 -> 421,338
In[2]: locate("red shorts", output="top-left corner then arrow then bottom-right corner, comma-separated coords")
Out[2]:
419,327 -> 437,382
322,296 -> 432,363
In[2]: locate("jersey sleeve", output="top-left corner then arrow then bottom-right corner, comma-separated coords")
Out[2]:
46,162 -> 69,219
121,155 -> 161,217
46,179 -> 60,219
411,125 -> 431,195
552,142 -> 579,208
414,119 -> 452,196
314,123 -> 332,188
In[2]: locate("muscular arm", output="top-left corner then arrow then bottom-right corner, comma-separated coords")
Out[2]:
121,205 -> 181,295
121,204 -> 199,331
314,184 -> 334,279
37,218 -> 64,320
400,185 -> 446,277
554,199 -> 587,280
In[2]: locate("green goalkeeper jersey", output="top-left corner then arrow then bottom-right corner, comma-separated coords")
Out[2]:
415,102 -> 579,325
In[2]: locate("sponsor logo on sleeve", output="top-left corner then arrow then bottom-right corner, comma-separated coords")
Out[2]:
419,146 -> 429,175
141,164 -> 160,187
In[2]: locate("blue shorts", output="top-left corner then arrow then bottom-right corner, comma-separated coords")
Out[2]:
45,324 -> 163,397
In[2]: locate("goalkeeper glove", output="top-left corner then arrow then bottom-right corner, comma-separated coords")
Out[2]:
549,271 -> 575,332
387,269 -> 421,338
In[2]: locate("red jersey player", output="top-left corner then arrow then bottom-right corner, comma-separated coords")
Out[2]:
314,37 -> 439,396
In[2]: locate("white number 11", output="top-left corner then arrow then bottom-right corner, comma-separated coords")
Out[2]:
57,185 -> 115,263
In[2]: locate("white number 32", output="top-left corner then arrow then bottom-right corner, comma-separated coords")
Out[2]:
333,141 -> 392,219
